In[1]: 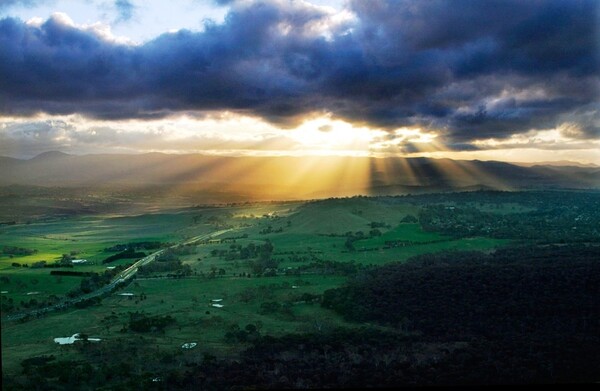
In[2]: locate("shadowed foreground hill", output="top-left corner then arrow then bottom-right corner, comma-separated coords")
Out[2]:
0,152 -> 598,200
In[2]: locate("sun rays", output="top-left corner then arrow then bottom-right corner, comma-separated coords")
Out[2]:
150,119 -> 513,202
2,110 -> 592,202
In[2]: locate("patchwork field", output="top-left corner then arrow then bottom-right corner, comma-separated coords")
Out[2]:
0,209 -> 219,303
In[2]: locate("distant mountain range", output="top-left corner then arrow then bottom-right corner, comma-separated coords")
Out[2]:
0,152 -> 598,200
513,160 -> 599,168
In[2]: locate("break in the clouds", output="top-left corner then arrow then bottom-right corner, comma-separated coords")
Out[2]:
0,0 -> 598,158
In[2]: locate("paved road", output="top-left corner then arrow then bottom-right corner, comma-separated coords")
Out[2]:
3,228 -> 232,322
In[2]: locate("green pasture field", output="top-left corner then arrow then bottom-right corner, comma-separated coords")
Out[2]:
0,212 -> 193,264
283,198 -> 420,234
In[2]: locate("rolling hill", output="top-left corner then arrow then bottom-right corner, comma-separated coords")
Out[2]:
0,152 -> 598,201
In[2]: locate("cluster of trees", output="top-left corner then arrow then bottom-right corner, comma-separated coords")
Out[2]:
400,214 -> 418,223
1,246 -> 37,256
210,240 -> 278,275
66,266 -> 126,297
284,253 -> 312,263
369,221 -> 390,229
218,233 -> 249,243
102,248 -> 146,264
50,270 -> 93,277
1,295 -> 17,312
249,259 -> 279,276
224,323 -> 262,343
212,241 -> 274,261
259,225 -> 284,234
73,297 -> 102,309
125,312 -> 176,333
2,294 -> 61,314
104,241 -> 165,252
14,356 -> 130,389
138,261 -> 192,277
295,259 -> 362,276
54,251 -> 83,264
205,215 -> 233,229
138,249 -> 192,277
343,230 -> 381,251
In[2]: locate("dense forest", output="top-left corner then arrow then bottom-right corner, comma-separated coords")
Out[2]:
322,245 -> 600,338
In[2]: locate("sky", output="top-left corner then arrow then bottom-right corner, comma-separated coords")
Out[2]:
0,0 -> 598,164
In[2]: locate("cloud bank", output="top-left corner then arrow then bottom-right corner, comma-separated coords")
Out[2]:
0,0 -> 598,147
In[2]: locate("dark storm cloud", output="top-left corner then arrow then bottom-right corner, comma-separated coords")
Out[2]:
0,0 -> 598,145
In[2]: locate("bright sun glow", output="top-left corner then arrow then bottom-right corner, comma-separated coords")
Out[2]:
289,118 -> 383,155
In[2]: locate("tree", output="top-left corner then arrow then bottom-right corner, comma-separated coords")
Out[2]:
369,229 -> 382,237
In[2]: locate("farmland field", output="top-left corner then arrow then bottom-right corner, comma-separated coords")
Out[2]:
0,210 -> 216,303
